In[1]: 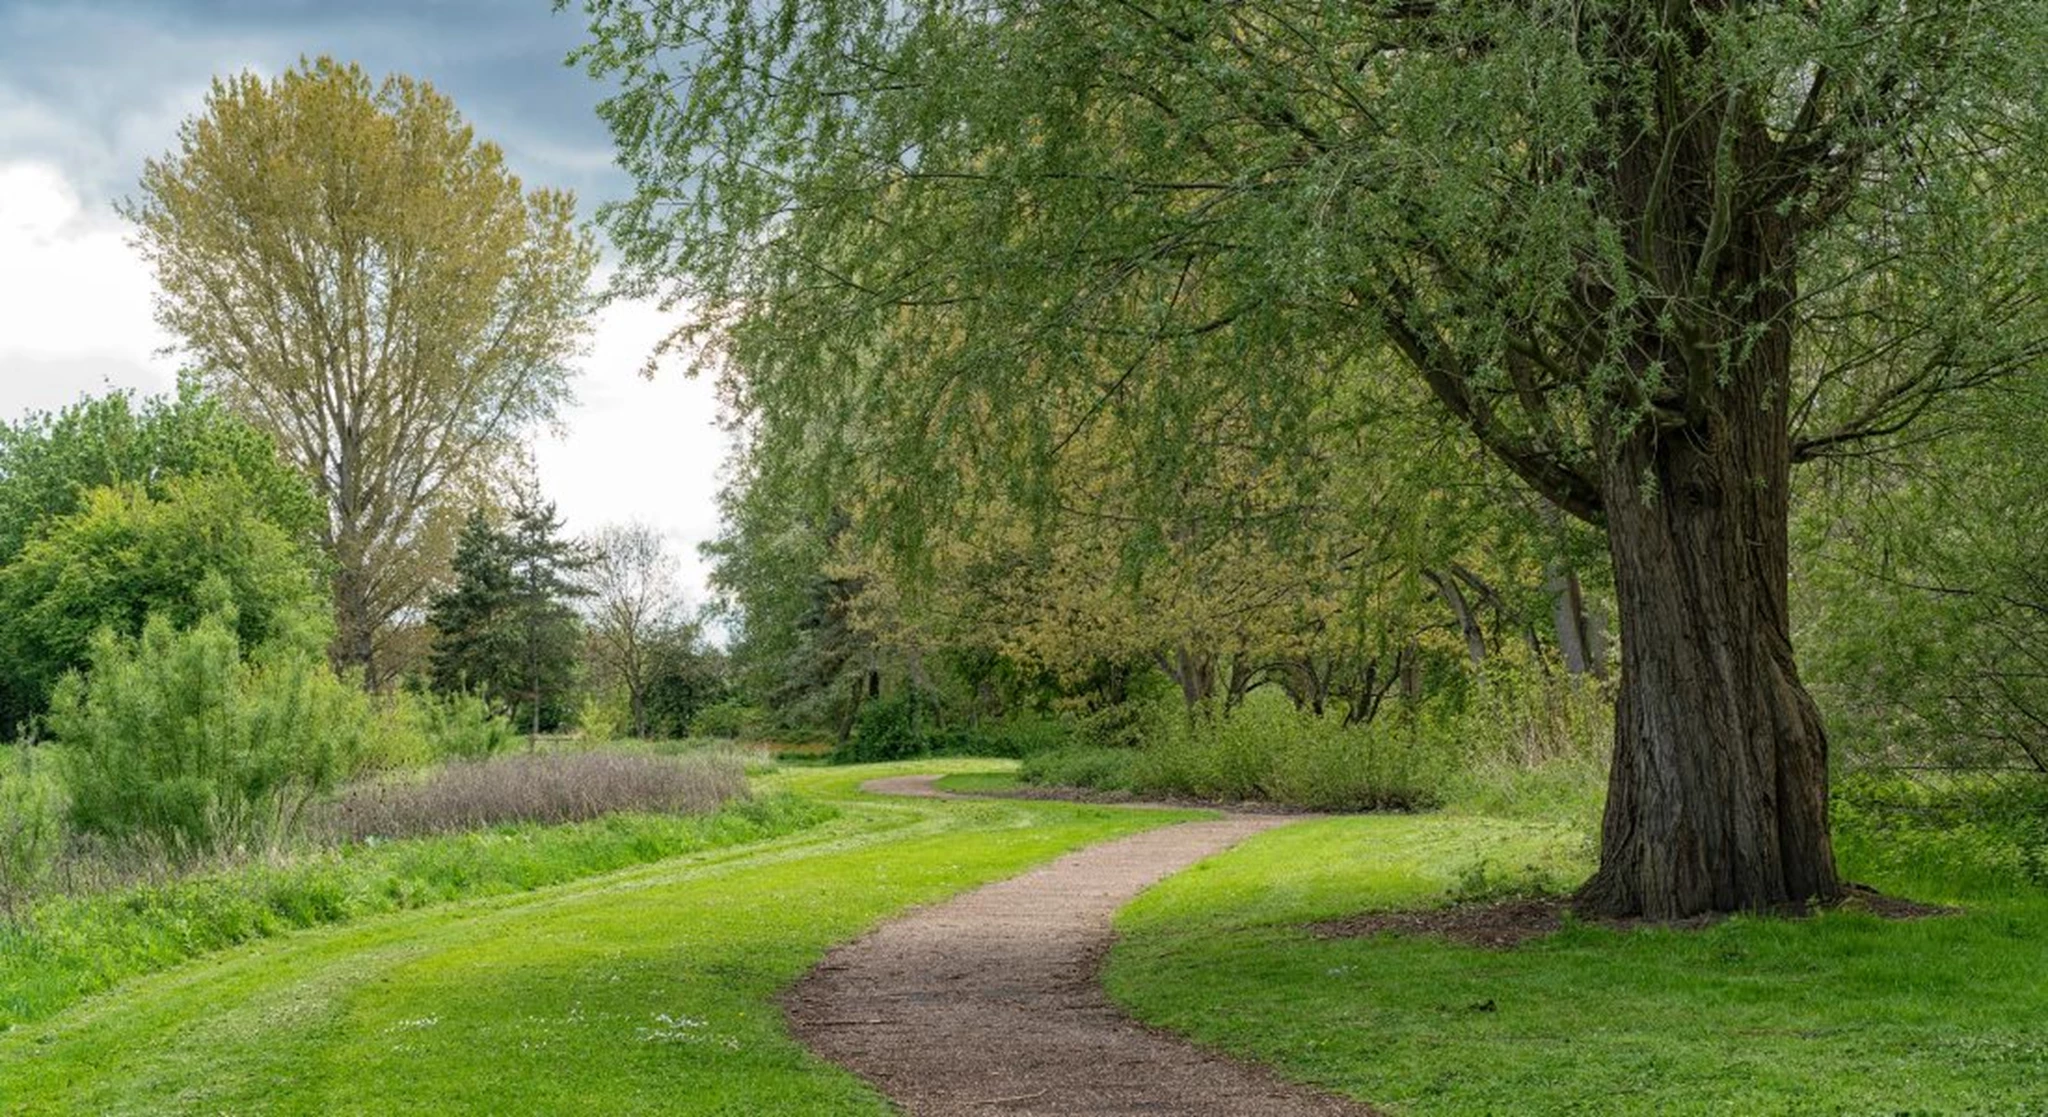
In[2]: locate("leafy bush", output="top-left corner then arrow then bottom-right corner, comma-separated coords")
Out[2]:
51,606 -> 368,855
0,477 -> 327,727
927,713 -> 1075,758
1125,693 -> 1448,810
319,750 -> 749,842
415,689 -> 520,760
1018,666 -> 1613,814
836,692 -> 937,762
690,698 -> 765,740
574,690 -> 629,743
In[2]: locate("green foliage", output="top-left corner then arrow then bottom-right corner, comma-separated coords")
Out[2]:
0,389 -> 326,731
49,605 -> 367,855
427,497 -> 590,735
574,690 -> 628,742
1020,671 -> 1611,814
638,626 -> 731,737
127,57 -> 597,678
0,478 -> 329,726
1834,774 -> 2048,902
1135,694 -> 1449,811
346,689 -> 520,773
926,714 -> 1074,759
689,698 -> 764,740
1798,363 -> 2048,776
837,691 -> 935,763
839,694 -> 1076,763
0,747 -> 63,916
1020,746 -> 1138,794
0,383 -> 320,568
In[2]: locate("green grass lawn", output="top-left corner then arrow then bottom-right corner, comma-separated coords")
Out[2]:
1107,814 -> 2048,1115
0,792 -> 832,1029
930,771 -> 1024,795
1,761 -> 1202,1115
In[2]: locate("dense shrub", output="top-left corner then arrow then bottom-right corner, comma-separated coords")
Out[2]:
690,698 -> 765,740
574,690 -> 629,743
319,750 -> 750,842
838,692 -> 935,762
0,477 -> 327,726
347,689 -> 520,773
839,695 -> 1078,763
1018,667 -> 1613,814
1127,693 -> 1449,810
928,714 -> 1074,758
414,690 -> 521,760
1020,745 -> 1139,792
51,606 -> 368,855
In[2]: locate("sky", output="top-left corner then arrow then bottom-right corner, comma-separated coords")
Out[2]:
0,0 -> 731,604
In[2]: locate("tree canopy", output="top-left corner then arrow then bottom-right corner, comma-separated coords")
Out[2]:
0,388 -> 327,732
575,0 -> 2048,917
127,56 -> 599,684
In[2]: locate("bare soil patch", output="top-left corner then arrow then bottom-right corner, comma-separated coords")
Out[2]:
1311,885 -> 1959,950
786,774 -> 1369,1116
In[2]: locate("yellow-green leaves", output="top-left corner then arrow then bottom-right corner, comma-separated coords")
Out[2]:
125,57 -> 599,682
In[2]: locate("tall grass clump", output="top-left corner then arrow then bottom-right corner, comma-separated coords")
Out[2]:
1437,659 -> 1612,830
1131,691 -> 1451,810
0,746 -> 64,917
1833,771 -> 2048,902
51,607 -> 368,856
320,749 -> 750,842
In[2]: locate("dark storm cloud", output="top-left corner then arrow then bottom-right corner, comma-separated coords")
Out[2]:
0,0 -> 624,211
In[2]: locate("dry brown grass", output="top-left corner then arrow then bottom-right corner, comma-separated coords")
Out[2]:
319,749 -> 750,843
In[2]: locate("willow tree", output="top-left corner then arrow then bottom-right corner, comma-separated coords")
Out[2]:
575,3 -> 2048,916
127,57 -> 598,684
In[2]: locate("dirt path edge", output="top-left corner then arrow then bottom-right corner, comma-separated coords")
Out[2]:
782,774 -> 1372,1116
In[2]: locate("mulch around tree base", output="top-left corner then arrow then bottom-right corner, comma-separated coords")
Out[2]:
1310,886 -> 1959,950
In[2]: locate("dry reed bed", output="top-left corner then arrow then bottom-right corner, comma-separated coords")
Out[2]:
319,749 -> 751,842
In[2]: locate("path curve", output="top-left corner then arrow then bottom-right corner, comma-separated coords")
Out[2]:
785,774 -> 1370,1116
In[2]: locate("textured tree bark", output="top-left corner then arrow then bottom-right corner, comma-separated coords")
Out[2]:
331,564 -> 379,685
1547,564 -> 1594,677
1575,321 -> 1840,920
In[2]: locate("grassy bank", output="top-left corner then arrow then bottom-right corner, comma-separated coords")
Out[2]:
1106,813 -> 2048,1115
1,791 -> 830,1029
0,762 -> 1200,1114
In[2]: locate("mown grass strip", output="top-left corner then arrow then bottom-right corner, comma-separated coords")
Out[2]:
1,761 -> 1202,1115
0,792 -> 833,1031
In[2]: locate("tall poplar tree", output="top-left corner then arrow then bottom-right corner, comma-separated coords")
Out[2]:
574,2 -> 2048,915
127,57 -> 598,685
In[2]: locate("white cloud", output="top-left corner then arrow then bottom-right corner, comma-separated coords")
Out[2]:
0,160 -> 729,602
533,291 -> 733,608
0,160 -> 174,412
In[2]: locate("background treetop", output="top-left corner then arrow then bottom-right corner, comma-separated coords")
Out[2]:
125,55 -> 600,683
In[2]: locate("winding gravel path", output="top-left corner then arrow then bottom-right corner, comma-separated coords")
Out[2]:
784,774 -> 1371,1116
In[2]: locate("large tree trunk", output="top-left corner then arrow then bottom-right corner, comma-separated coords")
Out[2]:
1575,316 -> 1840,921
331,564 -> 379,683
